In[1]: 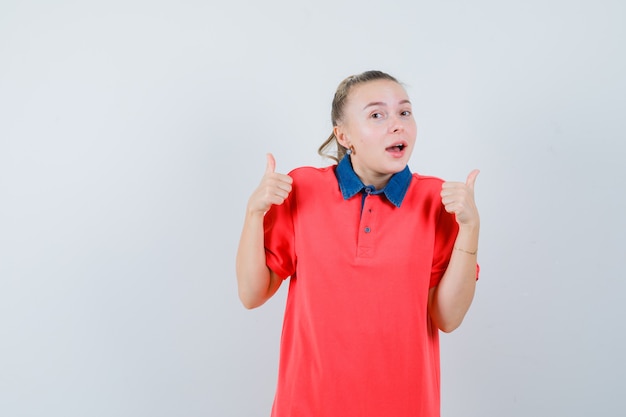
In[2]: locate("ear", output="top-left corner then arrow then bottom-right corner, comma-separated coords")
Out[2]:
333,125 -> 350,149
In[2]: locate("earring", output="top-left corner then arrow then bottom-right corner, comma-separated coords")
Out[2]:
346,148 -> 352,155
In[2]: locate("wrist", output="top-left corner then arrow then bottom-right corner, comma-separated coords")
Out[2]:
458,222 -> 480,233
246,206 -> 267,219
453,246 -> 478,255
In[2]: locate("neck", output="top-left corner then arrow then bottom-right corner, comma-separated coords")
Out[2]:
354,169 -> 391,190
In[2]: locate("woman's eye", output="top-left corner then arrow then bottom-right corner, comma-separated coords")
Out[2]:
371,113 -> 383,119
401,110 -> 412,116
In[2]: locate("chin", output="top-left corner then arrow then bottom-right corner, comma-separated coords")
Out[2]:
383,163 -> 408,175
389,156 -> 410,169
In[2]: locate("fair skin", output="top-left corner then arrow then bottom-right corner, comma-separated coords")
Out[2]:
236,153 -> 290,309
236,79 -> 480,332
333,79 -> 417,190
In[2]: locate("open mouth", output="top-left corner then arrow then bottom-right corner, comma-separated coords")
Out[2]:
386,143 -> 407,153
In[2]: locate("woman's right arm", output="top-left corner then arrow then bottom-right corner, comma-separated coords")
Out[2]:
236,154 -> 293,309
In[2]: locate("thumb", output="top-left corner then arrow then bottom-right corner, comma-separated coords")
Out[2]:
265,153 -> 276,174
465,169 -> 480,189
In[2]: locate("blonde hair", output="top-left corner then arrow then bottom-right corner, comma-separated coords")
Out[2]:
318,70 -> 400,163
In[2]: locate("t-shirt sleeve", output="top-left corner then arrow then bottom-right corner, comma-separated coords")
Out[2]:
263,192 -> 296,280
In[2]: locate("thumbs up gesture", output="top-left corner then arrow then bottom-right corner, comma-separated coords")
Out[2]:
440,170 -> 480,227
247,153 -> 294,214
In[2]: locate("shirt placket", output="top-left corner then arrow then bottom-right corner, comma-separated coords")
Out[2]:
357,189 -> 377,258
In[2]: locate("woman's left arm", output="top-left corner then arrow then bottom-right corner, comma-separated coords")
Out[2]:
428,170 -> 480,333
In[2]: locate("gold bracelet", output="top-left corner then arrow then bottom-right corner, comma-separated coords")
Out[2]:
454,246 -> 477,255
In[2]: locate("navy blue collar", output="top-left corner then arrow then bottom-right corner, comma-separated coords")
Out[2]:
335,155 -> 412,207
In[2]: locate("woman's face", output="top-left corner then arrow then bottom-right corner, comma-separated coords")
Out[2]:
334,79 -> 417,189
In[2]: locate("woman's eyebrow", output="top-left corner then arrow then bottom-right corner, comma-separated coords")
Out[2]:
362,99 -> 411,110
363,101 -> 386,110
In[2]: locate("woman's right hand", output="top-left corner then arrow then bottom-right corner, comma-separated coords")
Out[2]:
237,153 -> 290,308
247,153 -> 293,214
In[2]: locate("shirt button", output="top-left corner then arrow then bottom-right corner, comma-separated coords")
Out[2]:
364,227 -> 371,233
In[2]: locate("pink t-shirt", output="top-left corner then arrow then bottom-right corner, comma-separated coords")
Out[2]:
264,164 -> 460,417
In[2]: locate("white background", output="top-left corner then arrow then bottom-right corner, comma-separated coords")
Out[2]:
1,1 -> 624,416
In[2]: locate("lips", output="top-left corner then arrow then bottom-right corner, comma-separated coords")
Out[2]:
385,141 -> 408,153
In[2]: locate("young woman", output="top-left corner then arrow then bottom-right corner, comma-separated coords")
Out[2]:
236,70 -> 480,417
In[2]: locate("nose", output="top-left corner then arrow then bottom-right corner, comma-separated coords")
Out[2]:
389,115 -> 404,133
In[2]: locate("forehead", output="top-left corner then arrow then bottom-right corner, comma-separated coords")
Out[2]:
347,79 -> 410,106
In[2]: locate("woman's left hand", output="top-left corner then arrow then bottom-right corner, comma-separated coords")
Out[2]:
440,170 -> 480,227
